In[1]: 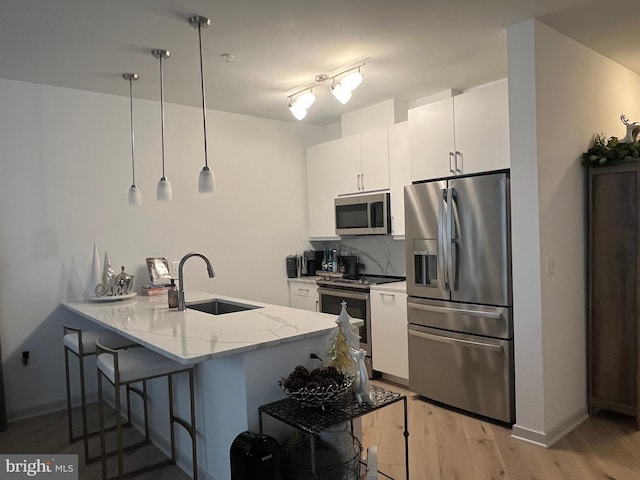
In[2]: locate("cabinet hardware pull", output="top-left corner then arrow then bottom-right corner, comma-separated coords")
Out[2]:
379,293 -> 395,298
361,173 -> 365,190
449,152 -> 455,173
455,151 -> 462,173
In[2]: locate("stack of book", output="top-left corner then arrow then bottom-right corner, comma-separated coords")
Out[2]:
141,284 -> 171,296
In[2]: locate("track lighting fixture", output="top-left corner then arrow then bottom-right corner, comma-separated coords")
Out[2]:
123,73 -> 141,205
286,62 -> 365,120
189,15 -> 216,194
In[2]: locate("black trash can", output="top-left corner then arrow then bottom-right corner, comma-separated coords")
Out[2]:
230,431 -> 282,480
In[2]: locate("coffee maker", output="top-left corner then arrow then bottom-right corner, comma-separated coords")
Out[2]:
301,250 -> 321,276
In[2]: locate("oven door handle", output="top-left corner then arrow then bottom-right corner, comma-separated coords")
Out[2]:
408,328 -> 503,352
318,287 -> 369,301
407,301 -> 503,320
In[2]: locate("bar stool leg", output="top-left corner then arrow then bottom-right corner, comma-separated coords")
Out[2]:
97,371 -> 107,480
168,374 -> 176,465
115,377 -> 124,479
142,380 -> 150,441
64,347 -> 74,444
189,369 -> 198,480
78,346 -> 91,463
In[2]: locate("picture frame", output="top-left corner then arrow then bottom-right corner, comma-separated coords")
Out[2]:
146,257 -> 172,285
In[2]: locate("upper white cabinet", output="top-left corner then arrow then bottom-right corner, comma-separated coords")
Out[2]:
306,138 -> 348,239
306,129 -> 393,239
409,79 -> 510,182
339,127 -> 390,195
388,121 -> 410,237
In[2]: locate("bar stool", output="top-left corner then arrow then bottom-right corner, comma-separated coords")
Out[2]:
96,340 -> 197,480
63,324 -> 138,464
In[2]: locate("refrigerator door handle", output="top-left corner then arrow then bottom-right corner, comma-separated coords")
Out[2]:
407,301 -> 504,320
445,187 -> 456,291
450,190 -> 461,291
438,188 -> 449,290
408,328 -> 504,352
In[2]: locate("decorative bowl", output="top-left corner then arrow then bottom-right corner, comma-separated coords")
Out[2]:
279,373 -> 354,409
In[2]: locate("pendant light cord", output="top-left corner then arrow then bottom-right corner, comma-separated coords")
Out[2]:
197,22 -> 209,169
159,54 -> 166,179
128,77 -> 136,185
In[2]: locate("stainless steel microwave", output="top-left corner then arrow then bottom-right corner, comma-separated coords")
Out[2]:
335,192 -> 391,235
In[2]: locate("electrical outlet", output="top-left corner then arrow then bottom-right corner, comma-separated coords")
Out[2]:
546,257 -> 556,276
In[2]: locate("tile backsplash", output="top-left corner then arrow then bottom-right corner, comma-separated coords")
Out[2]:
311,236 -> 406,277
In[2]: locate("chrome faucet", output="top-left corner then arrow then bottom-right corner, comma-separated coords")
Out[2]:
177,252 -> 215,311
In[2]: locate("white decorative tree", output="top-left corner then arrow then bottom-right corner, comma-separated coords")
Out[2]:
328,301 -> 361,371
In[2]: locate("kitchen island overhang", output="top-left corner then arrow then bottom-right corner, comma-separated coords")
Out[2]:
62,291 -> 362,480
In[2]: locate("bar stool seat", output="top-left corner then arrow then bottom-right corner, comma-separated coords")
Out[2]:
96,341 -> 197,480
63,325 -> 138,464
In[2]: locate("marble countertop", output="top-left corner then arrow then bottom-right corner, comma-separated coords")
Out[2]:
287,276 -> 321,285
370,281 -> 406,293
62,290 -> 354,365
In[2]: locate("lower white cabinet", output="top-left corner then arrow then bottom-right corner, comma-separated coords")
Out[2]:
289,280 -> 319,312
371,288 -> 408,380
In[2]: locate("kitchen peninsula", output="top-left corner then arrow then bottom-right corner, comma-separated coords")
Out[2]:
62,291 -> 355,480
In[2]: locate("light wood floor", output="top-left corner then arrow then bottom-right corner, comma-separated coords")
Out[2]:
1,380 -> 639,479
365,379 -> 640,480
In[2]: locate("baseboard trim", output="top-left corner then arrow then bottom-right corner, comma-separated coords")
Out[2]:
7,391 -> 98,423
511,406 -> 588,447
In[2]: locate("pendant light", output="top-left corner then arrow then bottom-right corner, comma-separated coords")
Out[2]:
152,49 -> 172,201
189,15 -> 216,194
123,73 -> 142,205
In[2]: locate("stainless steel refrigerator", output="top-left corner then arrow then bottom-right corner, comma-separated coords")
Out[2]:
404,170 -> 514,423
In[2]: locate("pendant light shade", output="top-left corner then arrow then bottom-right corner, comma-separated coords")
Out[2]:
123,73 -> 142,205
189,15 -> 216,194
152,49 -> 172,201
157,177 -> 172,201
128,185 -> 142,205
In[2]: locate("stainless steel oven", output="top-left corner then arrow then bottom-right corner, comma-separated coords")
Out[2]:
318,286 -> 371,360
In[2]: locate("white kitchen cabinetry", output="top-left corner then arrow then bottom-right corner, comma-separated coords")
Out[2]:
409,79 -> 509,182
388,121 -> 410,237
289,280 -> 319,312
371,286 -> 408,380
306,138 -> 350,239
338,127 -> 390,195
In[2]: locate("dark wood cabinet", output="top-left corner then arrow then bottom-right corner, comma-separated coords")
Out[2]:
588,163 -> 640,428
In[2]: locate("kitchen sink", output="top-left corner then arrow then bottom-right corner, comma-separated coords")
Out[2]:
186,299 -> 262,315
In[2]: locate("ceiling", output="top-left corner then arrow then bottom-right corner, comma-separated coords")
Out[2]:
1,0 -> 638,126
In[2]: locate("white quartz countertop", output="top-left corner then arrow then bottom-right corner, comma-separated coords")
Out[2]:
62,291 -> 355,365
370,281 -> 407,293
287,276 -> 321,285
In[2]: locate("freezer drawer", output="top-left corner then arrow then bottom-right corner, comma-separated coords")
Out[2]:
408,297 -> 512,339
408,324 -> 514,423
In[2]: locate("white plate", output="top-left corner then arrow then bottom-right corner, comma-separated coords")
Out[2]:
87,293 -> 137,302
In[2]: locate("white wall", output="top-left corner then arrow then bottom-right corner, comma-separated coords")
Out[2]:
508,19 -> 640,445
0,78 -> 330,420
